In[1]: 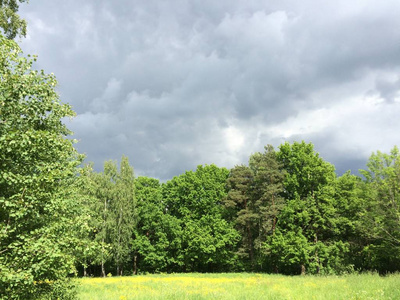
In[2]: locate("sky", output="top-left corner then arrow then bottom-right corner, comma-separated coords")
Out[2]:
18,0 -> 400,181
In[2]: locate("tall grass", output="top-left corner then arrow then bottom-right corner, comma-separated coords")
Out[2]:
76,272 -> 400,299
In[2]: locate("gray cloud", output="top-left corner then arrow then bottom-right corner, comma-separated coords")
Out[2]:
375,76 -> 400,103
19,0 -> 400,180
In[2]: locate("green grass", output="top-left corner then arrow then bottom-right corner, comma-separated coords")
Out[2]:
76,272 -> 400,300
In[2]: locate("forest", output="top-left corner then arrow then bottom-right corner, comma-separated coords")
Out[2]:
76,143 -> 400,277
1,2 -> 400,300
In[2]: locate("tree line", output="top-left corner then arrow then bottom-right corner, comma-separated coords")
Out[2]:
76,143 -> 400,278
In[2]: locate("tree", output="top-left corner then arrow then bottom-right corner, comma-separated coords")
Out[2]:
133,176 -> 170,273
249,145 -> 286,269
333,171 -> 366,272
0,35 -> 82,299
110,156 -> 136,276
359,146 -> 400,272
83,157 -> 136,276
74,164 -> 109,277
271,141 -> 343,274
0,0 -> 28,39
224,164 -> 255,269
86,161 -> 116,277
224,145 -> 285,271
162,164 -> 239,272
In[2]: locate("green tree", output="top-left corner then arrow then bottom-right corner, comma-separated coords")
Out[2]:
93,161 -> 116,277
78,164 -> 111,276
0,35 -> 82,299
271,141 -> 345,275
224,145 -> 285,271
133,176 -> 171,273
110,156 -> 136,276
163,164 -> 239,272
249,145 -> 285,269
0,0 -> 28,39
224,164 -> 255,269
359,146 -> 400,272
333,171 -> 365,272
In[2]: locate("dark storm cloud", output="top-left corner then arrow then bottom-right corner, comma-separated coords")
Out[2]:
19,0 -> 400,180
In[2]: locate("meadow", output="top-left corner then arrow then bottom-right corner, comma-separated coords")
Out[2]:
76,273 -> 400,300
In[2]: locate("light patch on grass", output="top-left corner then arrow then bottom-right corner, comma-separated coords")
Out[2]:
76,273 -> 400,300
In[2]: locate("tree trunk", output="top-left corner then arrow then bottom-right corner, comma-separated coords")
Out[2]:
315,233 -> 320,274
248,223 -> 254,269
301,264 -> 306,275
133,254 -> 137,275
102,197 -> 107,278
272,195 -> 277,235
101,237 -> 106,277
244,199 -> 254,270
101,260 -> 106,277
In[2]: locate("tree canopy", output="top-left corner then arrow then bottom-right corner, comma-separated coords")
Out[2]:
0,35 -> 83,299
0,0 -> 28,39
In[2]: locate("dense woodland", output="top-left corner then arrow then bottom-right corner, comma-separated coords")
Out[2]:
1,2 -> 400,299
77,143 -> 400,278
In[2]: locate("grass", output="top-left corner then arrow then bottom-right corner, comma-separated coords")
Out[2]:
76,272 -> 400,299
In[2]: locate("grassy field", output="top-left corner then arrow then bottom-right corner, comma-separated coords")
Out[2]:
76,273 -> 400,300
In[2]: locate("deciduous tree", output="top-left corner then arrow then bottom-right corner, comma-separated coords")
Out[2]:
111,156 -> 136,276
271,141 -> 343,274
359,146 -> 400,272
163,165 -> 239,272
133,176 -> 169,273
0,0 -> 28,39
0,35 -> 82,299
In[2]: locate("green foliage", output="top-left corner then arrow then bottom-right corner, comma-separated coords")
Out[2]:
72,142 -> 400,275
224,164 -> 255,268
0,35 -> 83,299
109,156 -> 136,275
224,146 -> 285,271
358,146 -> 400,272
75,164 -> 111,276
74,142 -> 400,275
133,176 -> 170,273
249,145 -> 286,267
270,141 -> 347,274
163,164 -> 239,272
79,157 -> 136,276
0,0 -> 28,39
277,141 -> 336,200
333,171 -> 365,270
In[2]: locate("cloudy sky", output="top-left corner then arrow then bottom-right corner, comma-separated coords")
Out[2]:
19,0 -> 400,181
